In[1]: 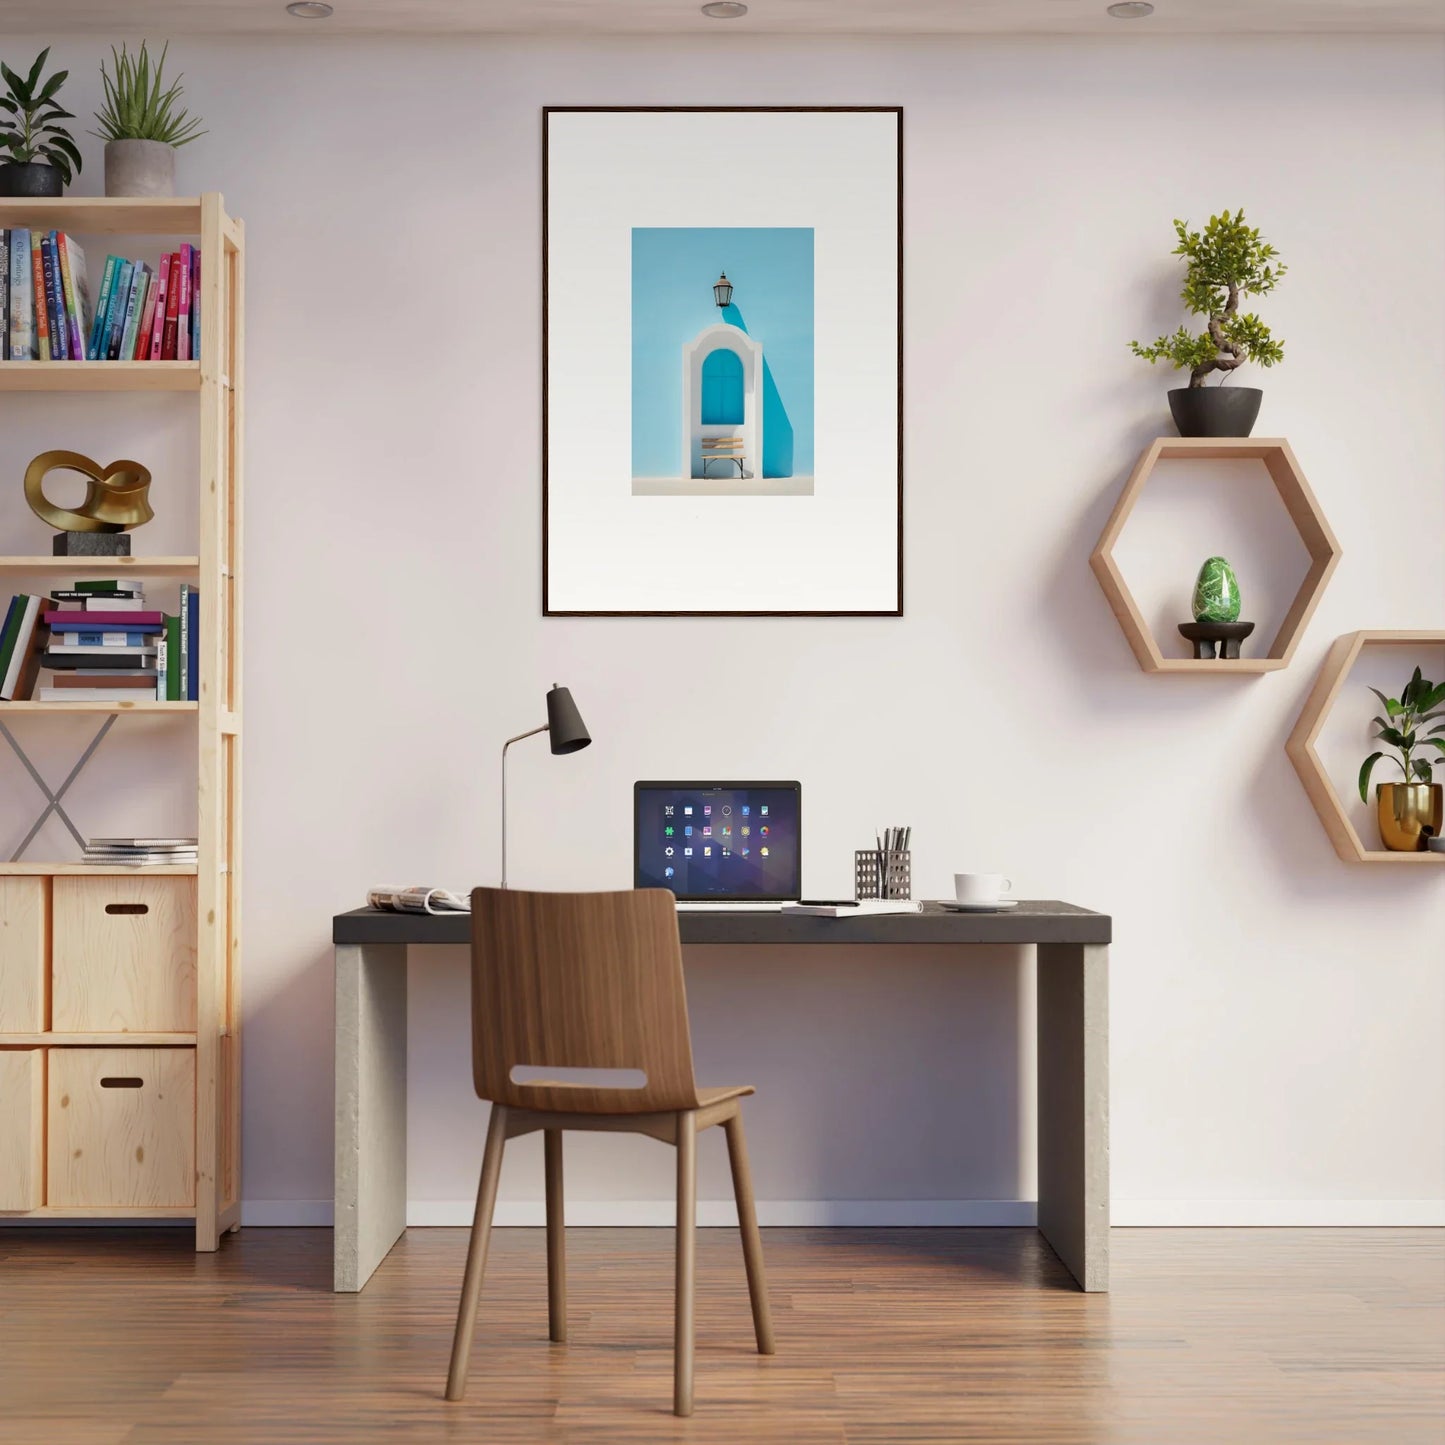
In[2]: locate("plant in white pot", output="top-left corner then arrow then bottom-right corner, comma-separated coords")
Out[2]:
93,42 -> 205,198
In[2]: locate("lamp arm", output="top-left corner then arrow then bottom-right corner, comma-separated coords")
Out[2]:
500,724 -> 550,889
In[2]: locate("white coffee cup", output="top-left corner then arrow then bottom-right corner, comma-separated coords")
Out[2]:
954,872 -> 1012,906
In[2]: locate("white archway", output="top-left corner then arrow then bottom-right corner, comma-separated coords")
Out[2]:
681,322 -> 763,480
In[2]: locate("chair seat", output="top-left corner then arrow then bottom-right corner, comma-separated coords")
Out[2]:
696,1084 -> 754,1108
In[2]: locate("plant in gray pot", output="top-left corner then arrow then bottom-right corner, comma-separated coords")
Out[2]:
0,49 -> 83,198
93,42 -> 205,198
1130,210 -> 1285,437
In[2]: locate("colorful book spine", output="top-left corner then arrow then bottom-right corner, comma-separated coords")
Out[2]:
134,265 -> 160,359
154,632 -> 168,700
41,234 -> 67,360
104,260 -> 134,361
0,230 -> 9,361
176,243 -> 193,363
147,253 -> 171,359
161,253 -> 181,359
118,264 -> 149,363
190,248 -> 200,360
186,587 -> 200,702
9,229 -> 33,359
165,614 -> 182,701
60,631 -> 154,647
0,596 -> 22,680
30,233 -> 49,362
88,254 -> 120,359
1,595 -> 44,700
45,610 -> 165,628
57,233 -> 89,361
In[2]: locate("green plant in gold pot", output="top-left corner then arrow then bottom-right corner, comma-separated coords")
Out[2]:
1359,667 -> 1445,851
93,41 -> 205,198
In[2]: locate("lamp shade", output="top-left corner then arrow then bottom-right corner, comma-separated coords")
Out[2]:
545,684 -> 591,754
713,272 -> 733,307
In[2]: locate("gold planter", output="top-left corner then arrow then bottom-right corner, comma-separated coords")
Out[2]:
1376,782 -> 1444,852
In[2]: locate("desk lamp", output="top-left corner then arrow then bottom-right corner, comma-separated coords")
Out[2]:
500,684 -> 591,887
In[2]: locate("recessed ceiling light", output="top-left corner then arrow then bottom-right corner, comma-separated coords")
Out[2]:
701,2 -> 749,17
1106,1 -> 1154,15
286,1 -> 334,16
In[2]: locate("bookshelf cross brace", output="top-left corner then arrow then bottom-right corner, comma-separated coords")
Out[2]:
0,715 -> 116,860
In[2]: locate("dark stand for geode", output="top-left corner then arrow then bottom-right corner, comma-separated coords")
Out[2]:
53,532 -> 131,556
1178,620 -> 1255,659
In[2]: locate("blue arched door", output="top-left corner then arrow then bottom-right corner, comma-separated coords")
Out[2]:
700,348 -> 744,424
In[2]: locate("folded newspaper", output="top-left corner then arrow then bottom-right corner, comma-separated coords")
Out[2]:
367,886 -> 472,915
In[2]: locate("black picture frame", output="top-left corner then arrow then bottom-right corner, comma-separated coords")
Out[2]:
542,105 -> 904,618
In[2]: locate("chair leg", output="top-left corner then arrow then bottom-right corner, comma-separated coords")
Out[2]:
444,1104 -> 508,1402
674,1110 -> 698,1418
544,1128 -> 566,1343
724,1110 -> 776,1355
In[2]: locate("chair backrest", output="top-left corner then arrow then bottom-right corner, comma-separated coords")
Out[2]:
468,887 -> 702,1115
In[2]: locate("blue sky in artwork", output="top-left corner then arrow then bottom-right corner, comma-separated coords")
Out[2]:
632,227 -> 814,478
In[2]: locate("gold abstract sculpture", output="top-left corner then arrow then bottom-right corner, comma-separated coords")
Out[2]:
24,450 -> 154,533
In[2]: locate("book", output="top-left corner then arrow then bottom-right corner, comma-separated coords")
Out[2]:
0,228 -> 8,360
74,579 -> 139,594
90,837 -> 198,848
42,648 -> 157,669
154,631 -> 167,699
134,264 -> 160,359
147,253 -> 170,359
161,252 -> 181,359
103,259 -> 134,361
118,263 -> 149,363
29,233 -> 49,362
190,247 -> 200,359
176,243 -> 193,362
88,254 -> 120,359
165,613 -> 181,701
41,233 -> 66,360
37,687 -> 162,702
185,586 -> 199,701
1,595 -> 45,699
55,631 -> 155,647
49,671 -> 157,688
45,610 -> 165,628
57,233 -> 89,361
0,596 -> 23,681
9,229 -> 33,359
50,592 -> 146,607
780,901 -> 923,918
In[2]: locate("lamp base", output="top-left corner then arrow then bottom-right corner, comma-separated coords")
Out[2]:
53,531 -> 131,556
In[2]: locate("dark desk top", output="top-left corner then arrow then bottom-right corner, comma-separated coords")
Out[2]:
333,900 -> 1110,947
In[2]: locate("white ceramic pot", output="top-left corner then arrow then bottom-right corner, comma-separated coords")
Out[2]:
104,139 -> 176,198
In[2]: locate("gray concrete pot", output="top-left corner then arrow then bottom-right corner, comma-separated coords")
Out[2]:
104,139 -> 176,198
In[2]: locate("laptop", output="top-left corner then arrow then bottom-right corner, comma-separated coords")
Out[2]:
634,781 -> 801,909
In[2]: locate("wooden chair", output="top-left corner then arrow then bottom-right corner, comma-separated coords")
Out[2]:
701,436 -> 746,478
445,887 -> 775,1417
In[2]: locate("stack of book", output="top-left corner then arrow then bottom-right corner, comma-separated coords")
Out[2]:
1,230 -> 199,362
0,579 -> 200,702
83,837 -> 198,867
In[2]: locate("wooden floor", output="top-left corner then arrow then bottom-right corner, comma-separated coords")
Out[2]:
0,1227 -> 1441,1444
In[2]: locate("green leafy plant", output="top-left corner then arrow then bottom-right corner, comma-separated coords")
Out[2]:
0,48 -> 82,183
1359,667 -> 1445,802
92,42 -> 205,148
1131,210 -> 1285,388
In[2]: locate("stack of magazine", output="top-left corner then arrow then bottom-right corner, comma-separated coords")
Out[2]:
84,836 -> 199,867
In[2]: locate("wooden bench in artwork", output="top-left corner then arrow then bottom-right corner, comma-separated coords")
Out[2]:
701,437 -> 746,478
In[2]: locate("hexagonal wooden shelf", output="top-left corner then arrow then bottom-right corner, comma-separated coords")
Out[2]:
1090,438 -> 1342,673
1286,630 -> 1445,866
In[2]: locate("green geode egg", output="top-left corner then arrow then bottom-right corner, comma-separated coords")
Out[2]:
1192,556 -> 1241,623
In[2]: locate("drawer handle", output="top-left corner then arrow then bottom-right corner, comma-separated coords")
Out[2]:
100,1076 -> 144,1089
105,903 -> 149,915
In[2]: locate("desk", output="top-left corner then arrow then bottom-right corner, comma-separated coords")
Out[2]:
332,900 -> 1110,1294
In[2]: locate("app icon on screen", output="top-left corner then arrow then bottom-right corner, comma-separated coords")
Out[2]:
760,825 -> 769,837
665,846 -> 674,856
722,805 -> 732,816
741,826 -> 750,837
703,846 -> 712,857
665,805 -> 675,817
684,805 -> 693,815
722,848 -> 731,857
665,825 -> 674,837
702,826 -> 711,836
760,805 -> 769,816
665,866 -> 675,878
684,847 -> 693,856
760,847 -> 769,856
684,826 -> 693,837
741,847 -> 750,857
741,805 -> 750,817
703,805 -> 712,816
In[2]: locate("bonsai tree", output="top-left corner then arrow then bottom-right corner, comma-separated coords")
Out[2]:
0,48 -> 83,185
1131,210 -> 1285,388
1359,667 -> 1445,801
92,42 -> 205,150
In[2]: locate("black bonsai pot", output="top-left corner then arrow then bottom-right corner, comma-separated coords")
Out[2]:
0,161 -> 64,198
1167,386 -> 1262,438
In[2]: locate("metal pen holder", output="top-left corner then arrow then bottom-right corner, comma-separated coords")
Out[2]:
855,849 -> 911,901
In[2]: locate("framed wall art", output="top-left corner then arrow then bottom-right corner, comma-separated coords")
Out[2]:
543,106 -> 903,616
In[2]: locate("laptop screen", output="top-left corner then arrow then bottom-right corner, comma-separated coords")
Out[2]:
634,781 -> 801,901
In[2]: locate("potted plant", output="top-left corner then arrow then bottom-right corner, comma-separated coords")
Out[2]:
1359,667 -> 1445,851
1130,210 -> 1285,438
0,49 -> 82,198
93,42 -> 204,198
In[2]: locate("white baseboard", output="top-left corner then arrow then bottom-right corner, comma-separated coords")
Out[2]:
236,1198 -> 1445,1229
1113,1199 -> 1445,1227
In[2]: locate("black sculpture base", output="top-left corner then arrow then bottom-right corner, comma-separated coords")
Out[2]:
53,532 -> 131,556
1178,620 -> 1256,660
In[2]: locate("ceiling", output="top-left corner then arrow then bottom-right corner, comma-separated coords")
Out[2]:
7,0 -> 1445,35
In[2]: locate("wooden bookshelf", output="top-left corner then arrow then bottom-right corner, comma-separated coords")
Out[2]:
1285,631 -> 1445,866
1090,438 -> 1342,674
0,195 -> 244,1245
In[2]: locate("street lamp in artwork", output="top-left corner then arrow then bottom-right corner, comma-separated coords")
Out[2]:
713,271 -> 733,307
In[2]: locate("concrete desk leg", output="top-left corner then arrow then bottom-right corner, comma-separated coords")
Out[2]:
1036,942 -> 1109,1291
334,942 -> 409,1292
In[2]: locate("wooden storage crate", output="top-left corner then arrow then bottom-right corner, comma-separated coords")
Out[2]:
0,1049 -> 44,1211
51,876 -> 197,1033
0,876 -> 48,1032
47,1048 -> 196,1208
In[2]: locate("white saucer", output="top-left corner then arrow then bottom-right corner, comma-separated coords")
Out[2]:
934,898 -> 1018,912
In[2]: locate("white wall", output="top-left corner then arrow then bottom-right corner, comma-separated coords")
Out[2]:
3,33 -> 1442,1227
